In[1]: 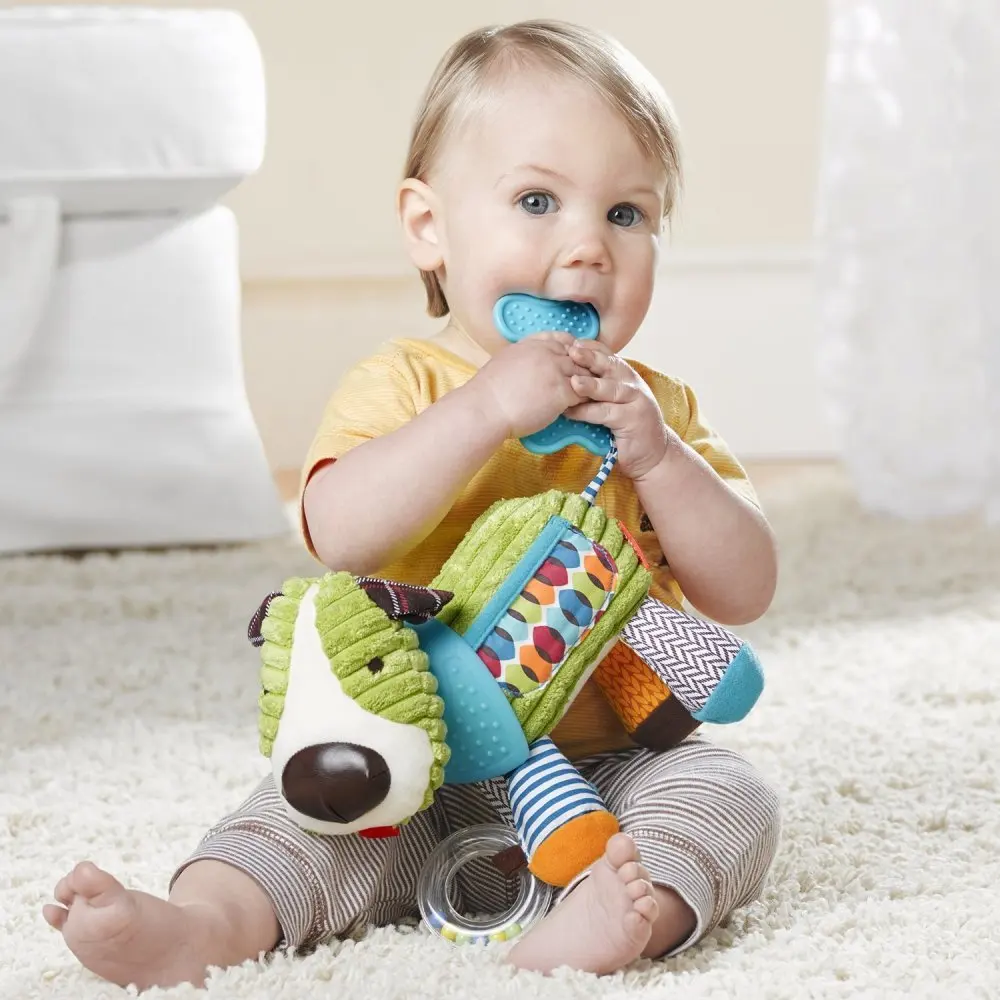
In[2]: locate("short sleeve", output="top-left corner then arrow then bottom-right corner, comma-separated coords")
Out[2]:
298,351 -> 419,555
675,382 -> 761,510
301,352 -> 418,486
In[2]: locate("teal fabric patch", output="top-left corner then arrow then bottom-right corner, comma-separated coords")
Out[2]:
476,527 -> 617,699
693,643 -> 764,724
463,516 -> 570,652
413,619 -> 529,785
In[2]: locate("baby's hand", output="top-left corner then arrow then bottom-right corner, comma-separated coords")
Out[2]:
565,341 -> 670,480
474,334 -> 589,439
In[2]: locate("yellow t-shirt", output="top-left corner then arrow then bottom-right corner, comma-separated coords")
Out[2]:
300,337 -> 758,759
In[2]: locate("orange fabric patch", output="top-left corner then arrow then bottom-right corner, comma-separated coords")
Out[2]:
593,642 -> 671,732
618,519 -> 651,570
528,809 -> 620,887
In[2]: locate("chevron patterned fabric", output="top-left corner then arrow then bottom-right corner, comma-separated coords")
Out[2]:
620,597 -> 743,715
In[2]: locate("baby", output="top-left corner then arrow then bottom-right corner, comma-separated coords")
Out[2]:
44,19 -> 781,990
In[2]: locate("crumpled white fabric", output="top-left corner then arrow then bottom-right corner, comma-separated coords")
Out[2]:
816,0 -> 1000,523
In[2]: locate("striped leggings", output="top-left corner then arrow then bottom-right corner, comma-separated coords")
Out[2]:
170,739 -> 781,958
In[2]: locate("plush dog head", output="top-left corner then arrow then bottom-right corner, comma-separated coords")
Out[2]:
249,573 -> 452,835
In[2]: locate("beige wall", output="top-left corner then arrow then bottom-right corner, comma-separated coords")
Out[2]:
226,0 -> 827,278
217,0 -> 827,275
37,0 -> 832,468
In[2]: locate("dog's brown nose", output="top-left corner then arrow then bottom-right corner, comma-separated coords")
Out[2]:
281,743 -> 391,823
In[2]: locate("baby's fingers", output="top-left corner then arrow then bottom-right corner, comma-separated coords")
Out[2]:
558,357 -> 596,380
571,373 -> 631,404
569,341 -> 614,374
532,331 -> 577,349
565,400 -> 615,426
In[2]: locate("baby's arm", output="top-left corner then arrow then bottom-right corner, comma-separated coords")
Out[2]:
304,334 -> 587,574
304,377 -> 505,573
566,342 -> 777,626
633,447 -> 776,625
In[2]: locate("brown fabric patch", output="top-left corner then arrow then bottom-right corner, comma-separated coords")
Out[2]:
491,845 -> 528,877
356,578 -> 453,623
248,591 -> 282,648
632,694 -> 701,751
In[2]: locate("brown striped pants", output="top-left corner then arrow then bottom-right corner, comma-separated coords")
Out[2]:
170,739 -> 781,957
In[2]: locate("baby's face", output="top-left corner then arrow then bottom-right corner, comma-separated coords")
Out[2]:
429,68 -> 668,355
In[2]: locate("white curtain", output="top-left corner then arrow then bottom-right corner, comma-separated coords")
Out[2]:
816,0 -> 1000,522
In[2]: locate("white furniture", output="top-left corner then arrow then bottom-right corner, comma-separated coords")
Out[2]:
0,6 -> 287,552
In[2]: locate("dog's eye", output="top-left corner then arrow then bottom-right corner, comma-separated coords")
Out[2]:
366,657 -> 384,674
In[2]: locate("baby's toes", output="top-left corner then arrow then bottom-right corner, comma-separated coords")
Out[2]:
604,833 -> 641,870
633,894 -> 659,923
67,862 -> 123,905
42,903 -> 68,930
53,874 -> 75,907
616,859 -> 650,886
625,876 -> 654,902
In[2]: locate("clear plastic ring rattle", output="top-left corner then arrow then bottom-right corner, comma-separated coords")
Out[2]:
417,823 -> 553,944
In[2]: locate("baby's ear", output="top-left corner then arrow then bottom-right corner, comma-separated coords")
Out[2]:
398,178 -> 443,272
357,577 -> 453,623
248,591 -> 283,647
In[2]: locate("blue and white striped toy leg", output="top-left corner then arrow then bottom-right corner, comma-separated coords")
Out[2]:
505,736 -> 620,887
580,440 -> 618,506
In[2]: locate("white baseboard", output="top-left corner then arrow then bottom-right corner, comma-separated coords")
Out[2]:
242,246 -> 836,471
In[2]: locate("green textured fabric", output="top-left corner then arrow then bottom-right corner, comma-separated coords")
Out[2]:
255,572 -> 450,813
433,492 -> 567,635
431,490 -> 653,742
258,491 -> 652,823
516,560 -> 650,742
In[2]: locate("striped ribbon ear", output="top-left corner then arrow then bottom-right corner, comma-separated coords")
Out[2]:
580,440 -> 619,505
248,591 -> 283,647
357,577 -> 453,623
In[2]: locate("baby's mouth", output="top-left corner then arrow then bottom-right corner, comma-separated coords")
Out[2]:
554,293 -> 601,316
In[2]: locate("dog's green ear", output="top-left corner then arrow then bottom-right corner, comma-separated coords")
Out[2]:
356,577 -> 453,624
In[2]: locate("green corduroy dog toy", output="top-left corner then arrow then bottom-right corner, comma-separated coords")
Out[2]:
249,444 -> 765,890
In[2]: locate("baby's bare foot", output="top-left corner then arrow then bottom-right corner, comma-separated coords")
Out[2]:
508,833 -> 658,975
43,861 -> 209,990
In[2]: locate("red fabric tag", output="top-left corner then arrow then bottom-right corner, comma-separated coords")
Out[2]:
358,826 -> 400,839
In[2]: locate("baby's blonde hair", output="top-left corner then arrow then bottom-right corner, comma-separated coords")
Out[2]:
403,19 -> 683,318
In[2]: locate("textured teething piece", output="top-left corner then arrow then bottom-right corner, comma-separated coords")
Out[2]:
413,619 -> 529,784
493,294 -> 600,342
519,417 -> 613,456
493,293 -> 612,457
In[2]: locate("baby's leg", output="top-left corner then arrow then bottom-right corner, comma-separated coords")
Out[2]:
45,775 -> 447,990
44,857 -> 278,990
509,739 -> 781,974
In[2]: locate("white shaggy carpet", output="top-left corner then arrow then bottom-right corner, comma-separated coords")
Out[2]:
3,466 -> 999,1000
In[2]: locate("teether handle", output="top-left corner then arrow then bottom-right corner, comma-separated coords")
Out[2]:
520,418 -> 613,457
492,294 -> 613,456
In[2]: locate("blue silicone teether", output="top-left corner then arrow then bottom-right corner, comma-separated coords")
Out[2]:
493,293 -> 613,456
493,294 -> 601,342
412,619 -> 529,785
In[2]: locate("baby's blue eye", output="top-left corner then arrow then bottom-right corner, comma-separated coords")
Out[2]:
608,204 -> 643,228
519,192 -> 556,215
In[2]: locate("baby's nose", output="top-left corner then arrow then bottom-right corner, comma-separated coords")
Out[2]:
281,742 -> 390,823
563,229 -> 610,270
